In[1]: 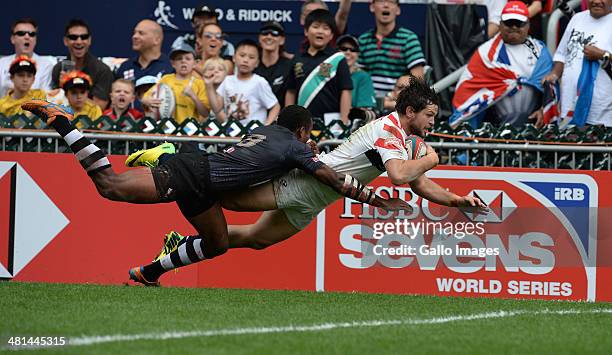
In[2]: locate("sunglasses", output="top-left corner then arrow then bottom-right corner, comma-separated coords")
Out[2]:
339,46 -> 359,53
502,20 -> 528,28
13,31 -> 36,37
66,34 -> 91,41
260,29 -> 281,37
203,32 -> 223,40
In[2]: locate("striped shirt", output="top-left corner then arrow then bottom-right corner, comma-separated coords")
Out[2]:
358,26 -> 426,96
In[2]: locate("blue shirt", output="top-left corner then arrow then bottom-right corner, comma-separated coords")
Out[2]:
114,54 -> 174,82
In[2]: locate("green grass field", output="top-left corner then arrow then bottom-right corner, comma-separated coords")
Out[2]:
1,282 -> 612,354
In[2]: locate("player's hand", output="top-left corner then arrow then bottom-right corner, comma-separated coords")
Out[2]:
454,195 -> 488,215
378,197 -> 412,212
141,96 -> 161,109
308,139 -> 320,155
425,145 -> 439,168
583,45 -> 605,61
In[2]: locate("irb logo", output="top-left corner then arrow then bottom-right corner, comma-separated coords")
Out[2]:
554,187 -> 584,201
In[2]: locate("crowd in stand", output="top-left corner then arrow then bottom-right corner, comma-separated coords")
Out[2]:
0,0 -> 609,134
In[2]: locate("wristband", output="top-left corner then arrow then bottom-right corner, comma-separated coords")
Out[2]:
341,175 -> 376,204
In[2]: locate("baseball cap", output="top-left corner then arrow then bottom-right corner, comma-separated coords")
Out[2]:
169,42 -> 196,60
135,75 -> 158,88
9,55 -> 37,75
336,34 -> 359,49
193,4 -> 217,19
60,71 -> 92,91
259,21 -> 285,35
501,1 -> 529,23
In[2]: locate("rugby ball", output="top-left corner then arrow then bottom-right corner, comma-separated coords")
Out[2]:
147,83 -> 176,120
406,135 -> 428,160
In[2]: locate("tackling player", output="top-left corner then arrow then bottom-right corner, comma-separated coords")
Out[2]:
132,77 -> 486,285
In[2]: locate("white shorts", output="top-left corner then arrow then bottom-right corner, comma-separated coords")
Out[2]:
273,169 -> 340,230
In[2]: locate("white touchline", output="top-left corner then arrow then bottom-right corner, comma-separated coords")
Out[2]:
7,309 -> 612,350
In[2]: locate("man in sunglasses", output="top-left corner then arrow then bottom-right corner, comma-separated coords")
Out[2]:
0,18 -> 54,97
50,19 -> 113,110
450,1 -> 554,129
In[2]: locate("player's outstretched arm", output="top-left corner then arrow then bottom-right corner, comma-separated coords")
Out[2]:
385,146 -> 439,185
409,175 -> 487,213
313,165 -> 410,211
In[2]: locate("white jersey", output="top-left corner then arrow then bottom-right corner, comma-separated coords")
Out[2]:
320,111 -> 411,185
274,112 -> 415,230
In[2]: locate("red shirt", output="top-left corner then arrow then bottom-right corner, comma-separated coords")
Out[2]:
103,107 -> 143,120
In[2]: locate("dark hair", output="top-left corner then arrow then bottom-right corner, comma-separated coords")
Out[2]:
277,105 -> 313,132
64,18 -> 90,36
305,9 -> 337,34
235,39 -> 261,57
11,18 -> 37,33
395,75 -> 439,115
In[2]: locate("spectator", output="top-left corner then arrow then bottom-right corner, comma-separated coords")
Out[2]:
357,0 -> 426,97
143,43 -> 210,124
194,23 -> 234,77
134,75 -> 157,102
208,39 -> 280,125
61,71 -> 102,120
450,1 -> 555,128
300,0 -> 353,36
543,0 -> 611,127
286,9 -> 352,125
172,3 -> 234,60
115,20 -> 173,83
51,19 -> 113,110
0,56 -> 46,117
484,0 -> 508,38
255,21 -> 292,107
103,79 -> 143,120
383,74 -> 411,112
202,57 -> 228,92
521,1 -> 545,39
0,18 -> 53,97
337,34 -> 376,110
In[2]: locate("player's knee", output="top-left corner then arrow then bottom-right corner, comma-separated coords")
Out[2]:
206,233 -> 229,258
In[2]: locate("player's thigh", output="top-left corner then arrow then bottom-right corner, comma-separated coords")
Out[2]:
229,210 -> 299,249
220,182 -> 277,211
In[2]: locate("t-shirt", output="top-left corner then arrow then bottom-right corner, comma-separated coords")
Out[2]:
504,37 -> 545,78
255,57 -> 292,108
146,74 -> 210,124
484,0 -> 507,25
72,99 -> 103,120
51,52 -> 113,101
553,10 -> 612,126
286,47 -> 353,118
216,74 -> 278,124
102,107 -> 143,120
0,53 -> 54,97
0,89 -> 47,117
207,124 -> 324,190
358,26 -> 426,96
114,54 -> 174,83
351,69 -> 376,108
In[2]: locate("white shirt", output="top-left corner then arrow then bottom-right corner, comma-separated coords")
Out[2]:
504,37 -> 544,78
217,74 -> 278,124
0,53 -> 55,97
320,112 -> 411,185
553,11 -> 612,126
484,0 -> 507,25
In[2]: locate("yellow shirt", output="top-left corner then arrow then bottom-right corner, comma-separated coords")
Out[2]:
146,74 -> 210,124
0,89 -> 46,117
73,99 -> 102,120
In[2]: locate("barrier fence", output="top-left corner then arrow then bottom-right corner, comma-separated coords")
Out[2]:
1,129 -> 610,171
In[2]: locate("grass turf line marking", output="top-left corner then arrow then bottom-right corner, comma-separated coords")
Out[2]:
6,308 -> 612,350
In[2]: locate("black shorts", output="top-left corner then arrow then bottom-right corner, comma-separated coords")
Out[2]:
151,152 -> 218,217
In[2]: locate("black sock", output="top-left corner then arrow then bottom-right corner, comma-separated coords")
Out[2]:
51,115 -> 111,175
142,235 -> 205,281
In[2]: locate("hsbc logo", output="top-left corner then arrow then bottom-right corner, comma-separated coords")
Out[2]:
0,162 -> 69,279
463,190 -> 516,223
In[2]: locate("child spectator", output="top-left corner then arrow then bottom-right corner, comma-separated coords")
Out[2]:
61,70 -> 102,119
207,39 -> 280,125
142,43 -> 210,123
202,57 -> 228,91
134,75 -> 157,102
286,9 -> 352,125
0,56 -> 46,117
103,79 -> 143,120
